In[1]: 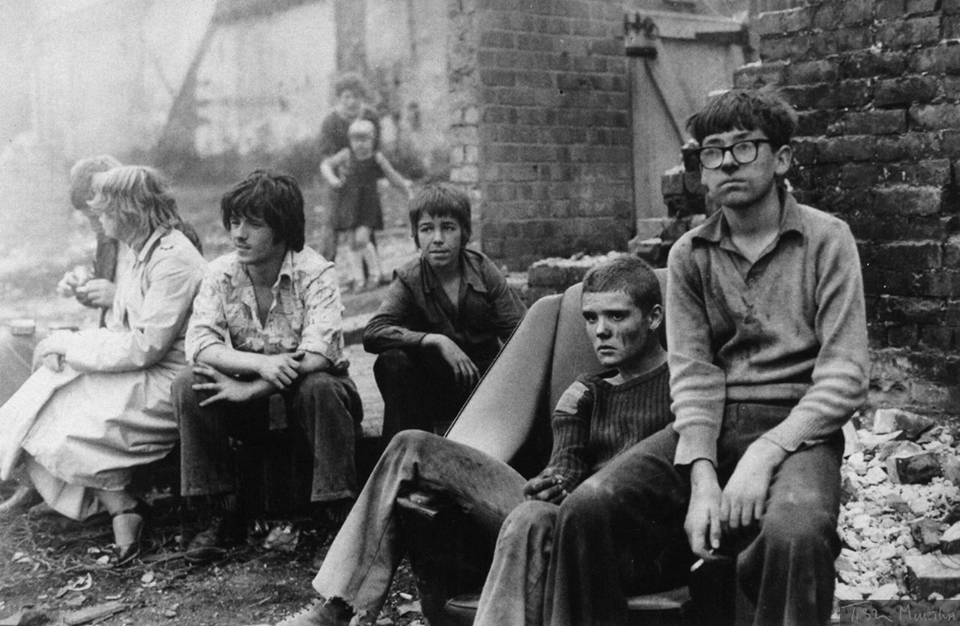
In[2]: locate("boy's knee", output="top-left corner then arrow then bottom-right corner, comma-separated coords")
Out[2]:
374,350 -> 414,378
383,429 -> 438,459
560,479 -> 616,520
172,368 -> 200,404
762,500 -> 836,550
502,500 -> 557,536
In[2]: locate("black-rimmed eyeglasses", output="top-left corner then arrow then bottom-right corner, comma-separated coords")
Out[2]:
696,139 -> 772,170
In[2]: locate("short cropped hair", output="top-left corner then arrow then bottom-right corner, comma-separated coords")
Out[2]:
408,183 -> 472,247
334,72 -> 368,99
686,89 -> 798,150
348,119 -> 376,138
582,256 -> 661,314
69,155 -> 122,211
88,166 -> 182,244
220,170 -> 305,252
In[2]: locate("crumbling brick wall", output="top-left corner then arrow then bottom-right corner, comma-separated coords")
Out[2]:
448,0 -> 634,271
727,0 -> 960,416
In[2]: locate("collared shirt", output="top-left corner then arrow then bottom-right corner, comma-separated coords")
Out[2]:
666,192 -> 869,466
362,248 -> 526,365
186,246 -> 347,371
63,227 -> 206,371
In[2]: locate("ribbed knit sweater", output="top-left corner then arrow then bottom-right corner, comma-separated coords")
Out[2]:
547,362 -> 672,491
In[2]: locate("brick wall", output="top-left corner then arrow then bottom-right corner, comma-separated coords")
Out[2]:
448,0 -> 634,271
732,0 -> 960,416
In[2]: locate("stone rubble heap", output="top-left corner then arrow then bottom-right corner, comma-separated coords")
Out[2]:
837,408 -> 960,605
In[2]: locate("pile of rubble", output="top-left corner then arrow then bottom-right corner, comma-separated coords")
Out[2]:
836,408 -> 960,607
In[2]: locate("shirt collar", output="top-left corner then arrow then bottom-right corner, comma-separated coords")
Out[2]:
227,248 -> 295,289
421,250 -> 488,294
693,190 -> 804,245
133,227 -> 169,265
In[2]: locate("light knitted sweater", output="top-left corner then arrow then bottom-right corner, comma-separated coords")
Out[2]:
666,193 -> 869,467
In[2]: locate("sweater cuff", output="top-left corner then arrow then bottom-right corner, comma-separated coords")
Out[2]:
673,423 -> 719,467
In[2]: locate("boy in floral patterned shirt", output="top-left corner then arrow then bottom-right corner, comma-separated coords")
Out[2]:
174,170 -> 363,565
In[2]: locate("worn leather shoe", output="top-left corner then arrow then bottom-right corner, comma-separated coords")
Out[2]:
274,597 -> 353,626
185,514 -> 242,565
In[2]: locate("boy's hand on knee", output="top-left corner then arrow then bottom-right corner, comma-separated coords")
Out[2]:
686,460 -> 723,560
523,470 -> 569,504
425,335 -> 479,389
192,364 -> 253,406
720,438 -> 787,531
256,351 -> 303,389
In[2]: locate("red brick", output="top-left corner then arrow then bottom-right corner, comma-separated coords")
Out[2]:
818,136 -> 876,162
907,0 -> 939,14
888,324 -> 920,348
811,26 -> 873,58
872,185 -> 944,216
840,0 -> 874,25
920,326 -> 954,350
797,110 -> 843,136
733,61 -> 787,88
784,59 -> 838,85
480,69 -> 515,87
479,30 -> 516,49
880,296 -> 945,324
840,163 -> 885,187
944,235 -> 960,267
841,110 -> 907,135
841,49 -> 908,79
945,15 -> 960,39
759,34 -> 811,62
911,43 -> 960,74
876,0 -> 906,19
875,133 -> 942,161
910,104 -> 960,130
918,270 -> 960,297
946,0 -> 960,13
874,76 -> 940,107
811,2 -> 840,29
877,16 -> 941,49
874,242 -> 943,270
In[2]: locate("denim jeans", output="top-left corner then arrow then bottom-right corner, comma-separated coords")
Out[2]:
373,349 -> 492,443
475,430 -> 695,626
173,368 -> 363,503
311,430 -> 526,620
504,403 -> 842,626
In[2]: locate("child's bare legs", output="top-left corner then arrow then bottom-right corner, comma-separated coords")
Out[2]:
96,487 -> 149,565
337,231 -> 364,293
353,226 -> 386,289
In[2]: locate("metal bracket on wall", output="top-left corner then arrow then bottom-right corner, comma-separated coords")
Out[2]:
624,14 -> 660,59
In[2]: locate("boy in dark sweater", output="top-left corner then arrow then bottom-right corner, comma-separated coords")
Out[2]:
274,256 -> 678,626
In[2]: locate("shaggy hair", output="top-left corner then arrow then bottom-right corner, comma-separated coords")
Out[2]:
220,169 -> 306,252
69,155 -> 122,211
88,166 -> 183,246
408,183 -> 471,248
686,88 -> 798,150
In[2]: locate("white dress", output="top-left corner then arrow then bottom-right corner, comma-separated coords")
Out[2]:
0,228 -> 205,520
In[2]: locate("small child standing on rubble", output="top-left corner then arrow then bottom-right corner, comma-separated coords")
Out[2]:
320,119 -> 413,292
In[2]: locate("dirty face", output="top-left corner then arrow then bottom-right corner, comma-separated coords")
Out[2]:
581,291 -> 659,372
417,213 -> 463,272
698,128 -> 791,211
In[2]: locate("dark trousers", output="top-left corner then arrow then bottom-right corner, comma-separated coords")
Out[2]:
543,403 -> 843,626
373,348 -> 490,443
174,369 -> 363,505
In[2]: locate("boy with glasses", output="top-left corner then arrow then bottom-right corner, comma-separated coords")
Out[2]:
592,89 -> 869,626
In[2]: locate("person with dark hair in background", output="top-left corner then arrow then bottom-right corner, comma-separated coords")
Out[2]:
174,170 -> 363,565
0,165 -> 206,566
317,72 -> 384,272
273,255 -> 677,626
363,182 -> 525,443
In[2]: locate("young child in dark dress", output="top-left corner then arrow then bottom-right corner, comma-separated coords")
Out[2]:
320,119 -> 412,292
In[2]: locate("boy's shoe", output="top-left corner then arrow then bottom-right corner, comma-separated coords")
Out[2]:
185,513 -> 243,564
274,597 -> 352,626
